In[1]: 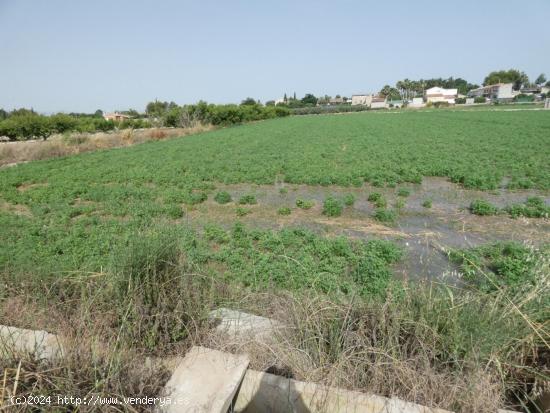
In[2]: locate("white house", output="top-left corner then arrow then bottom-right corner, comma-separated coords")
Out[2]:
468,83 -> 514,101
370,96 -> 388,109
351,94 -> 373,106
425,87 -> 458,104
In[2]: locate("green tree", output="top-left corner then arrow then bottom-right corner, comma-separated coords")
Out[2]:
94,109 -> 104,118
535,73 -> 547,86
50,114 -> 77,134
240,97 -> 257,106
300,93 -> 318,106
483,69 -> 529,90
0,109 -> 7,120
379,85 -> 400,100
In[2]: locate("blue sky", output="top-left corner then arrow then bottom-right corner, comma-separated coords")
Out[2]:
1,0 -> 548,113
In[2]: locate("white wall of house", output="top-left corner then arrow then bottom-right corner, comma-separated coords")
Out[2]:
425,87 -> 458,104
351,95 -> 373,106
496,83 -> 514,99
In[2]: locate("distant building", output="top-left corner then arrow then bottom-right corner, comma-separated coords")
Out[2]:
370,96 -> 388,109
351,94 -> 373,106
274,98 -> 285,105
468,83 -> 514,101
103,112 -> 131,122
409,97 -> 425,108
425,87 -> 458,104
329,97 -> 344,105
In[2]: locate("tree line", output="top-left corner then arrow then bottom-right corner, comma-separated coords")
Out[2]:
0,100 -> 291,141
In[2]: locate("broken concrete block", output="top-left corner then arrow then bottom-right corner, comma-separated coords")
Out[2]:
0,325 -> 64,360
160,346 -> 249,413
209,308 -> 281,338
234,369 -> 453,413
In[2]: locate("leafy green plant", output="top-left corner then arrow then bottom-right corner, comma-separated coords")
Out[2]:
505,196 -> 549,218
372,208 -> 397,223
470,199 -> 499,216
397,188 -> 410,197
278,207 -> 292,215
422,199 -> 432,208
368,192 -> 382,202
238,194 -> 257,205
236,207 -> 251,216
214,191 -> 232,204
296,199 -> 314,209
393,199 -> 405,209
323,197 -> 343,217
374,197 -> 387,208
343,193 -> 356,206
279,187 -> 288,195
166,204 -> 183,219
185,192 -> 208,205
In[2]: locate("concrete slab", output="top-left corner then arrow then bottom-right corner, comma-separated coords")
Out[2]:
0,325 -> 64,360
160,346 -> 249,413
209,308 -> 281,338
234,369 -> 452,413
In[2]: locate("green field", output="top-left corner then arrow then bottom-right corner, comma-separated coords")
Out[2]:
1,110 -> 549,277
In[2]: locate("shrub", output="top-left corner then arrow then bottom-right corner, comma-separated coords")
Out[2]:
277,207 -> 292,216
236,207 -> 251,216
279,187 -> 288,195
343,193 -> 356,206
214,191 -> 232,204
455,97 -> 466,104
474,96 -> 486,104
422,199 -> 432,208
470,199 -> 499,215
322,197 -> 343,217
296,199 -> 314,209
239,194 -> 257,205
397,188 -> 410,197
372,208 -> 397,223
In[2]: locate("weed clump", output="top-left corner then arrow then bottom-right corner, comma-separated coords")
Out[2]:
214,191 -> 232,204
422,199 -> 432,208
373,208 -> 397,223
470,199 -> 499,216
166,204 -> 183,219
236,207 -> 251,216
397,188 -> 410,197
450,242 -> 545,292
278,207 -> 292,216
323,197 -> 343,217
393,199 -> 405,210
343,193 -> 356,206
185,191 -> 208,205
505,196 -> 549,218
368,192 -> 382,202
296,199 -> 314,209
239,194 -> 257,205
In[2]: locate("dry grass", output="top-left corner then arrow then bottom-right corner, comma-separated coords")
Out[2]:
0,125 -> 214,167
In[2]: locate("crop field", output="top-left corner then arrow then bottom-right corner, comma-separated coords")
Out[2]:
0,109 -> 549,277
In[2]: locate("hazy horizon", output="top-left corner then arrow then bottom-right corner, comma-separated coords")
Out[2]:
1,0 -> 549,114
